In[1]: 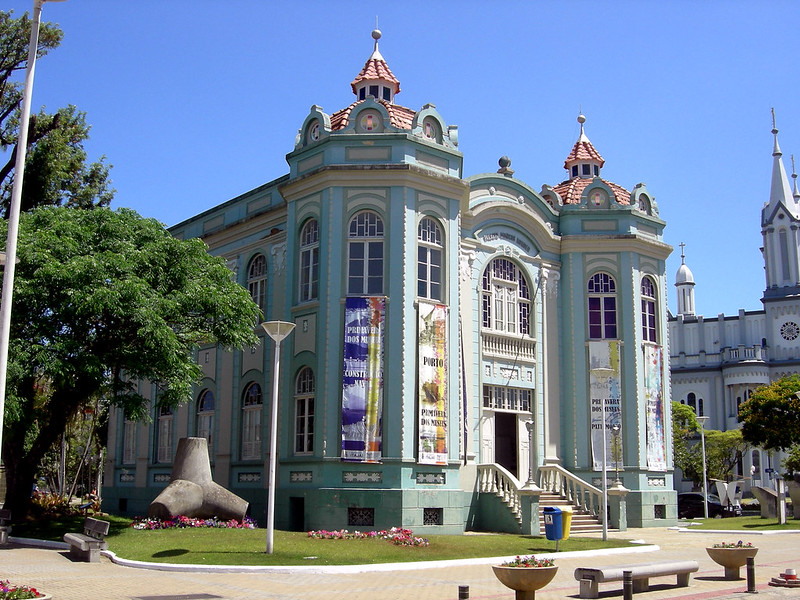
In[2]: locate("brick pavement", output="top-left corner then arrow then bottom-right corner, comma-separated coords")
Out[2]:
2,527 -> 800,599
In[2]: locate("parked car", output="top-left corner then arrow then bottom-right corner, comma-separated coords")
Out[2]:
678,492 -> 728,518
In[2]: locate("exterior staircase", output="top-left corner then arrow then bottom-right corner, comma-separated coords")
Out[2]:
477,463 -> 608,535
537,491 -> 604,535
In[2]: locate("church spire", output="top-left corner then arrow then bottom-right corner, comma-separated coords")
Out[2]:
675,241 -> 696,317
350,28 -> 401,103
768,108 -> 795,213
792,155 -> 800,200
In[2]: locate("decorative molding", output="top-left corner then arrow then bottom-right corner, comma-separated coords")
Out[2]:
119,472 -> 134,483
416,472 -> 445,484
271,242 -> 287,274
290,471 -> 313,483
238,472 -> 262,483
153,473 -> 170,483
459,249 -> 476,282
343,471 -> 382,483
648,476 -> 666,487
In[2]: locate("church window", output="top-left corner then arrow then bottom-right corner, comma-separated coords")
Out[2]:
241,383 -> 263,460
299,219 -> 319,302
685,392 -> 704,416
247,254 -> 267,314
582,164 -> 591,176
348,211 -> 384,295
359,88 -> 366,100
483,385 -> 531,412
594,165 -> 599,176
588,273 -> 617,339
572,165 -> 578,177
382,87 -> 391,101
369,85 -> 379,98
295,367 -> 315,454
196,389 -> 215,450
417,217 -> 443,301
481,258 -> 531,336
641,276 -> 658,342
156,405 -> 174,464
780,229 -> 791,280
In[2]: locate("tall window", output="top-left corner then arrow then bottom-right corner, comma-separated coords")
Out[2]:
588,273 -> 617,339
683,391 -> 704,416
641,276 -> 658,342
241,383 -> 263,460
247,254 -> 267,313
348,211 -> 384,295
156,406 -> 173,463
299,219 -> 319,302
294,367 -> 315,454
196,389 -> 215,449
418,217 -> 443,300
481,258 -> 531,335
123,417 -> 136,465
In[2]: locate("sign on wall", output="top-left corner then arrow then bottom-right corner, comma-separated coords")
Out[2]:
418,303 -> 448,465
341,297 -> 385,462
589,340 -> 622,471
644,344 -> 666,471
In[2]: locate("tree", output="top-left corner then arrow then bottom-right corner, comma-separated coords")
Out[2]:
739,374 -> 800,451
0,9 -> 113,217
672,401 -> 700,484
1,206 -> 260,516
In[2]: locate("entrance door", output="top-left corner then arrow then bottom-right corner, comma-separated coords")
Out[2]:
494,412 -> 518,478
289,496 -> 305,532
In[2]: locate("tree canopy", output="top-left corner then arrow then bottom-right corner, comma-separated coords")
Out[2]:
739,374 -> 800,452
0,9 -> 113,217
1,206 -> 260,515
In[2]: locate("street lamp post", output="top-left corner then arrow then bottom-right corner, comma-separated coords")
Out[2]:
601,399 -> 608,541
261,321 -> 295,555
697,415 -> 710,519
0,0 -> 66,486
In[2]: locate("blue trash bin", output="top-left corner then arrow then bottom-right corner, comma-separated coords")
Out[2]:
543,506 -> 562,541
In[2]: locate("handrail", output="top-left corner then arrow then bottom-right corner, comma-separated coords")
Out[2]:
538,464 -> 603,517
477,463 -> 526,519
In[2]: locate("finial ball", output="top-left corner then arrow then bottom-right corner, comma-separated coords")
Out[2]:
577,114 -> 586,125
372,29 -> 382,41
499,156 -> 511,168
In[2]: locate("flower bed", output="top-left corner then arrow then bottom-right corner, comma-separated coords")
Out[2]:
500,555 -> 555,568
131,515 -> 257,530
0,580 -> 46,599
307,526 -> 429,547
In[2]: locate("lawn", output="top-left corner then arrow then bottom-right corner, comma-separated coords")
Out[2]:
12,514 -> 632,566
680,515 -> 800,531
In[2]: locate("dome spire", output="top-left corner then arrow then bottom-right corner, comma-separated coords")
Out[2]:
563,112 -> 604,178
351,26 -> 401,102
675,241 -> 696,317
793,155 -> 800,200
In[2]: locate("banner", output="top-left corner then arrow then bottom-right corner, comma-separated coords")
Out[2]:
589,341 -> 622,471
341,297 -> 385,462
644,344 -> 666,471
418,303 -> 447,465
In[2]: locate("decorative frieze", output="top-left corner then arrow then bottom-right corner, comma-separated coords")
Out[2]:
343,471 -> 382,483
238,472 -> 262,483
416,472 -> 445,484
290,471 -> 313,483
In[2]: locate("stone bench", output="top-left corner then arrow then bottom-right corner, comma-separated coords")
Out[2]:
63,516 -> 110,562
574,560 -> 699,598
0,509 -> 10,544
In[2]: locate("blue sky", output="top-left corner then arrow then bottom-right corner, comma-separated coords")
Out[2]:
5,0 -> 800,318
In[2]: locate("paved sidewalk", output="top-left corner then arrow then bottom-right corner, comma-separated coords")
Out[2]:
2,527 -> 800,599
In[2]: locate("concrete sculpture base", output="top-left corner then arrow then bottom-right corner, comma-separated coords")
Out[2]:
148,437 -> 249,521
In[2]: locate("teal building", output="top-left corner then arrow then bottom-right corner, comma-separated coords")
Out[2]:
104,31 -> 674,533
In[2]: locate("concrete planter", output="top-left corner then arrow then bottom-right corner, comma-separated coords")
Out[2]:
492,565 -> 558,599
706,546 -> 758,580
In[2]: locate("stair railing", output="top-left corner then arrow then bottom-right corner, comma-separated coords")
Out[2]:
477,463 -> 525,520
538,463 -> 603,517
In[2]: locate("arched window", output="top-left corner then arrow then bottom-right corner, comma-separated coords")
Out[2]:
247,254 -> 267,313
196,389 -> 215,449
294,367 -> 315,454
348,211 -> 384,295
685,392 -> 704,416
156,405 -> 174,463
241,383 -> 263,460
299,219 -> 319,302
588,273 -> 617,339
641,276 -> 658,343
417,217 -> 443,301
481,258 -> 531,335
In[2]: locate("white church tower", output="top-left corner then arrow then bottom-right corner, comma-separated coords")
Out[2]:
675,242 -> 695,317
